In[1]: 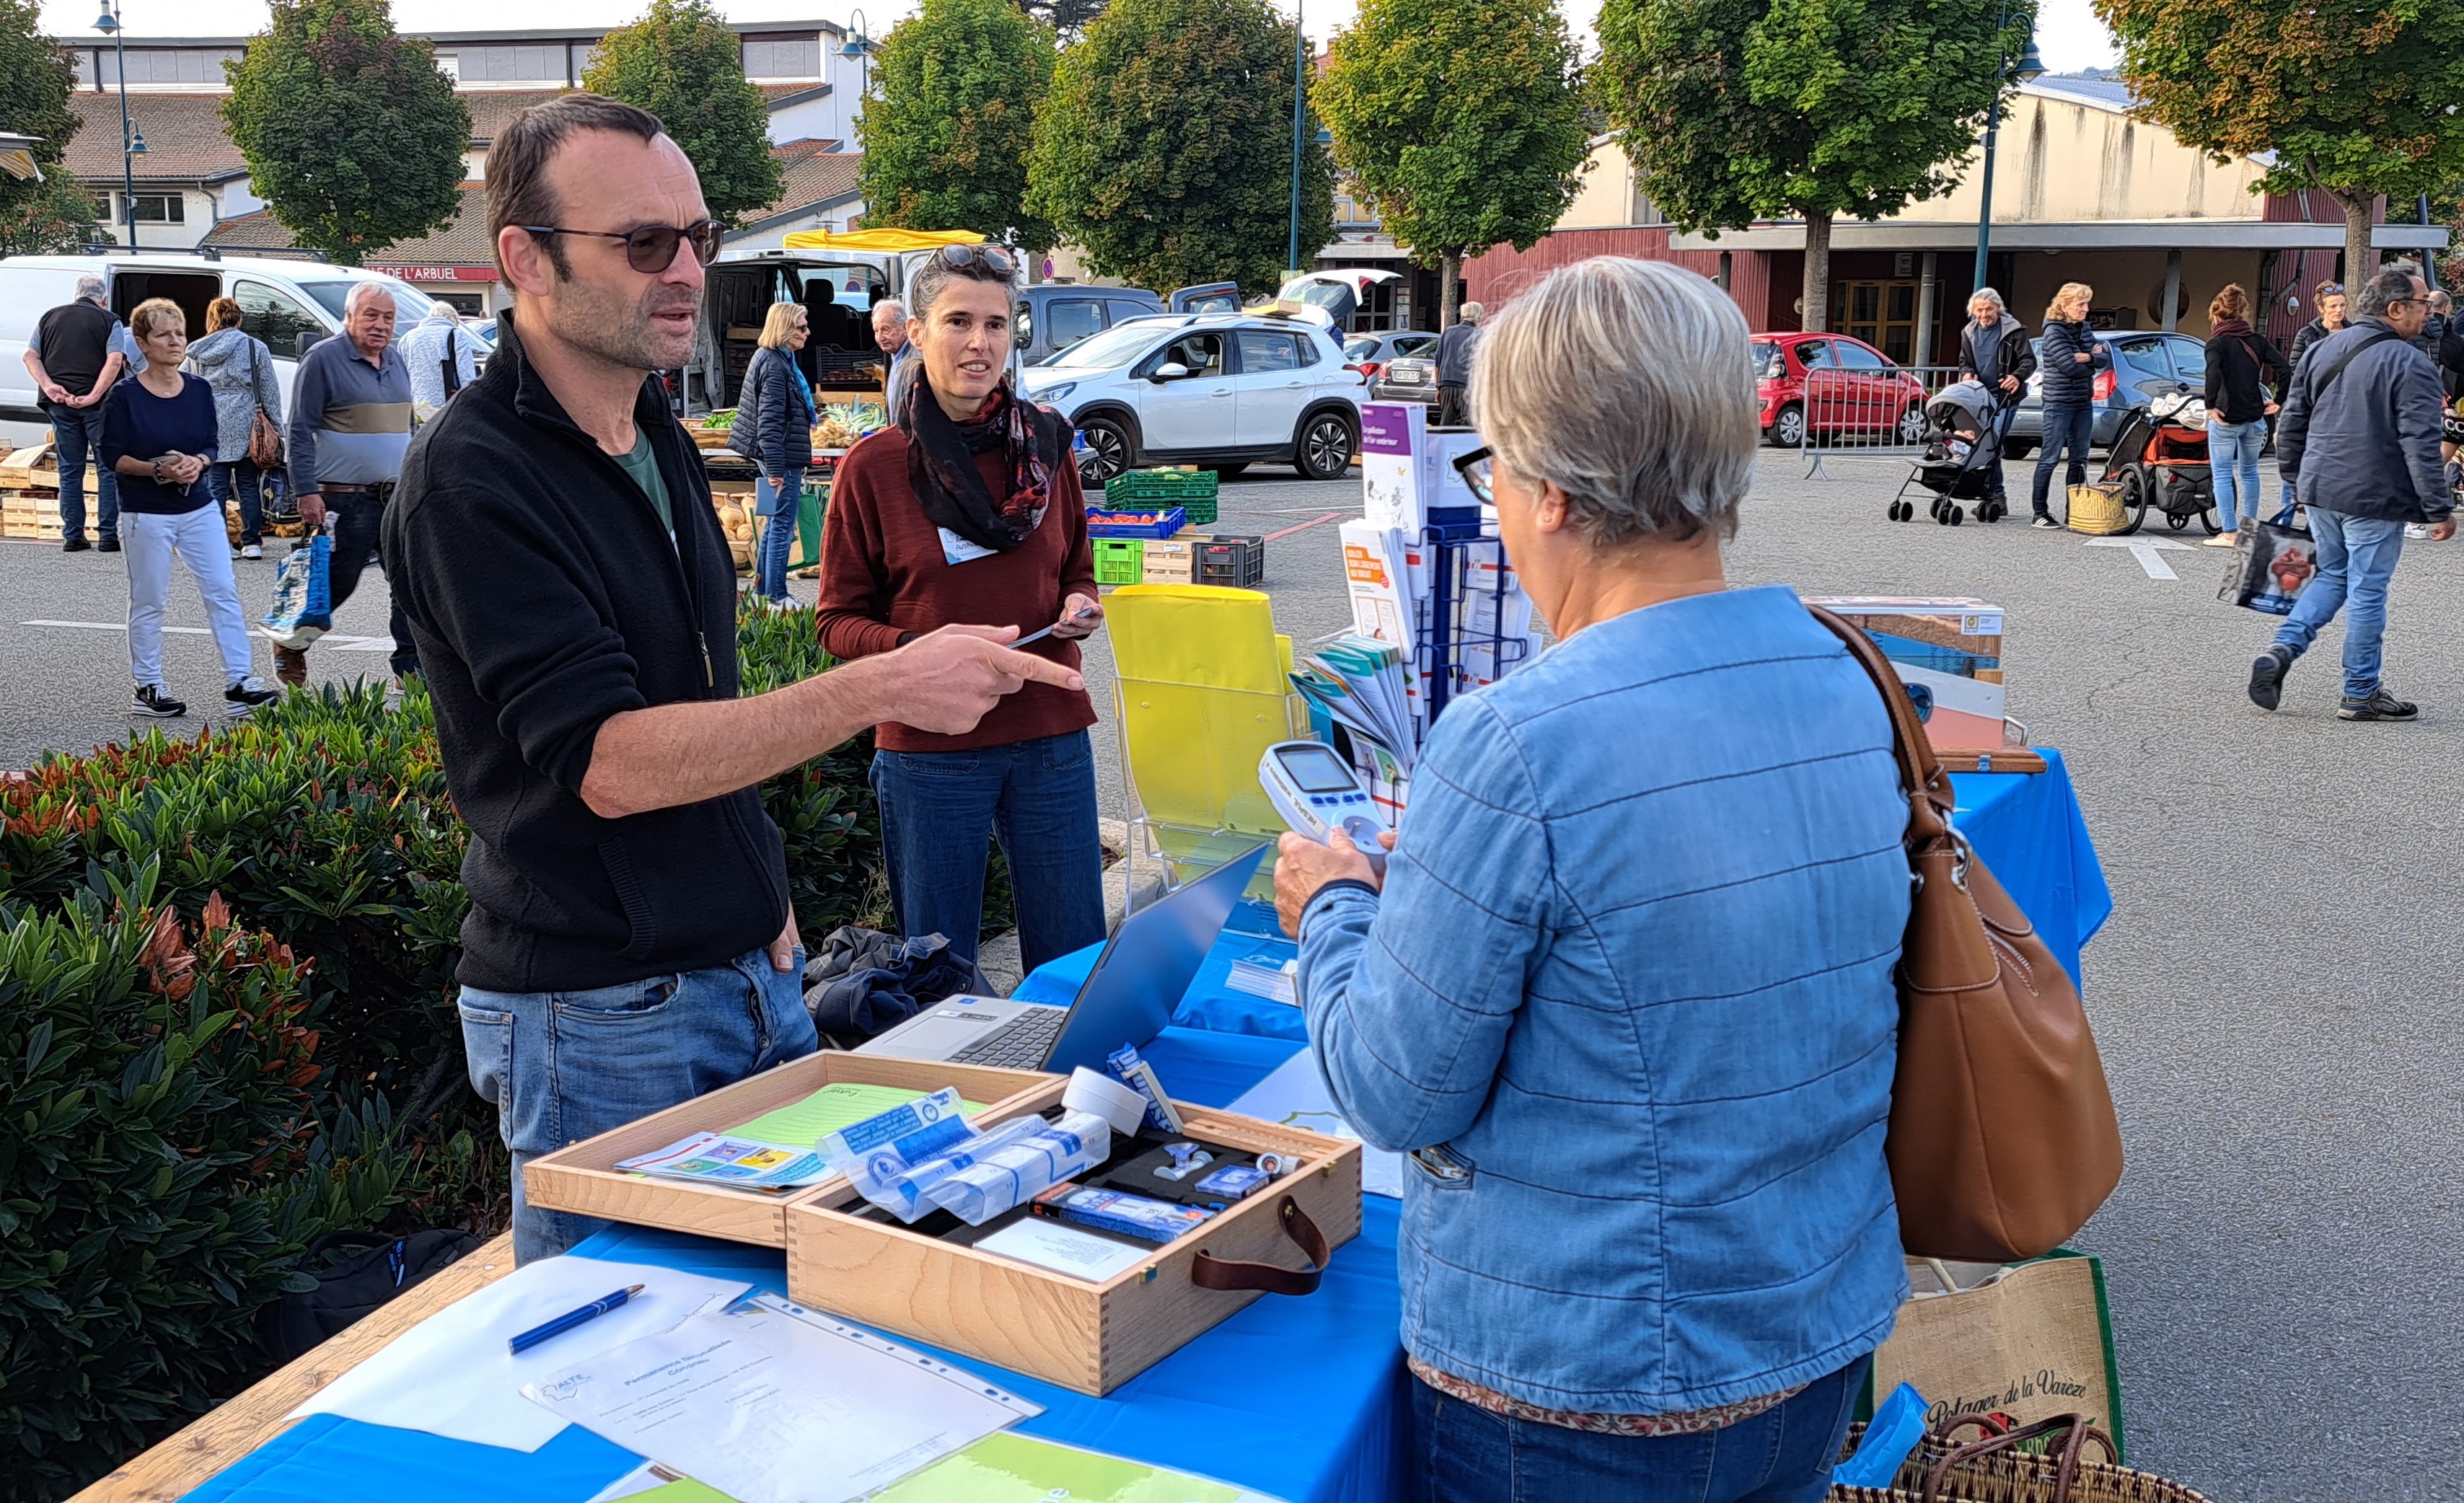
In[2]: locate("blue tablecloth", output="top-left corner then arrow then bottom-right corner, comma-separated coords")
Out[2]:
179,1031 -> 1403,1503
1023,751 -> 2115,1038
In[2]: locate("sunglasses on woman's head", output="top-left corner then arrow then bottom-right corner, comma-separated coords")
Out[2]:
937,244 -> 1018,278
519,219 -> 723,273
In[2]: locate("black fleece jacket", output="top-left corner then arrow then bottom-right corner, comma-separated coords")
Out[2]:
386,313 -> 790,992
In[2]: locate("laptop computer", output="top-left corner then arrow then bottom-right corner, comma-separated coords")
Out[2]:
858,842 -> 1270,1075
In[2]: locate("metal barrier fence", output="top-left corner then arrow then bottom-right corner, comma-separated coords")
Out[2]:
1779,361 -> 1980,479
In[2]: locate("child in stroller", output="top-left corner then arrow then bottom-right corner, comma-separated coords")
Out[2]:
1888,379 -> 2009,524
2094,390 -> 2214,535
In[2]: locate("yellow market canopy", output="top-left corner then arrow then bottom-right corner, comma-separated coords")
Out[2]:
780,229 -> 985,253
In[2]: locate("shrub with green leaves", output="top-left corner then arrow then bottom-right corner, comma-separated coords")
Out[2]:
0,869 -> 407,1503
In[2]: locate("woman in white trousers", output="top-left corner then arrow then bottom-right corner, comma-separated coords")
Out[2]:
98,298 -> 277,718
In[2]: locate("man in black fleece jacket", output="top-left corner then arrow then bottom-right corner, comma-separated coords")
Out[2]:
387,94 -> 1078,1261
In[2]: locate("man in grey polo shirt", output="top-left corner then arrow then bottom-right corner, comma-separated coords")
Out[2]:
283,281 -> 418,683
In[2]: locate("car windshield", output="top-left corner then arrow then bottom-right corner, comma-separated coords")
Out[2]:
1346,337 -> 1379,361
297,278 -> 437,324
1751,340 -> 1783,379
1040,322 -> 1167,371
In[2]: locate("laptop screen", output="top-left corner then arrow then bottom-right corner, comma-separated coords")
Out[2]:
1044,844 -> 1270,1073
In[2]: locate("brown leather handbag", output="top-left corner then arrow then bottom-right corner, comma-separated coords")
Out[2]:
247,339 -> 283,470
1809,606 -> 2124,1261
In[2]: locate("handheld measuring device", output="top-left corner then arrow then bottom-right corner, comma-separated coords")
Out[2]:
1259,741 -> 1387,876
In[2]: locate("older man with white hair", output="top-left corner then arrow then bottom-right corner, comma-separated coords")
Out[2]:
283,278 -> 418,684
22,271 -> 138,552
397,301 -> 481,420
1956,287 -> 2036,518
1433,299 -> 1483,427
874,296 -> 918,416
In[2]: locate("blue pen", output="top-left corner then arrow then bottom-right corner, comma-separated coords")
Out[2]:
508,1284 -> 645,1356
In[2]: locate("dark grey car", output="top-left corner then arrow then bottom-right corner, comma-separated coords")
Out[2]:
1368,332 -> 1444,409
2005,330 -> 2209,457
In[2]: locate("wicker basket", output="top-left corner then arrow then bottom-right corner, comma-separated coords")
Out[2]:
1834,1416 -> 2211,1503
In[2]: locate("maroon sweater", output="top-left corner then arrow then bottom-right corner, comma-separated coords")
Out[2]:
814,424 -> 1099,752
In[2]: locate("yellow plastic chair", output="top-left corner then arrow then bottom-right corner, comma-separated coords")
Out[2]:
1104,584 -> 1309,897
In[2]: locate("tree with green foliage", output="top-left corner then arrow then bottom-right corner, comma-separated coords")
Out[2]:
859,0 -> 1056,249
584,0 -> 785,228
221,0 -> 467,267
1315,0 -> 1587,329
0,0 -> 79,245
1027,0 -> 1332,294
0,175 -> 99,257
1014,0 -> 1107,41
2096,0 -> 2464,282
1594,0 -> 2030,332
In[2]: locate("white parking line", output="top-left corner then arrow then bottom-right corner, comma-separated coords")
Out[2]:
21,619 -> 395,649
2084,537 -> 2190,580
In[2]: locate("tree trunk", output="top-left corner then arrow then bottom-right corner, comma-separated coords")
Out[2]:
1801,209 -> 1833,332
1440,250 -> 1462,329
2334,189 -> 2376,290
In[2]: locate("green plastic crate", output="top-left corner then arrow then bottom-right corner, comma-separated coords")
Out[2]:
1180,495 -> 1218,526
1104,467 -> 1219,511
1093,537 -> 1145,586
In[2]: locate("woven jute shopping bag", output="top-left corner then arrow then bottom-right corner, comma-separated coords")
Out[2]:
1868,1252 -> 2124,1448
1833,1415 -> 2211,1503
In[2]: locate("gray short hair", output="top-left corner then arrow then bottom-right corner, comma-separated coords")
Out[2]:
1469,257 -> 1756,547
2358,263 -> 2424,318
874,298 -> 907,324
1969,286 -> 2007,314
1460,301 -> 1484,324
75,273 -> 105,301
344,280 -> 397,315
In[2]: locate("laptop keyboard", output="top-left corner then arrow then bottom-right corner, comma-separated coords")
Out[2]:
949,1008 -> 1068,1069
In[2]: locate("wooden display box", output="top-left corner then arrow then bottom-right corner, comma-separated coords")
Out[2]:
523,1053 -> 1063,1249
784,1103 -> 1363,1396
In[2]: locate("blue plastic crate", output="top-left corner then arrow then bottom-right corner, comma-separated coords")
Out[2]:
1085,506 -> 1187,540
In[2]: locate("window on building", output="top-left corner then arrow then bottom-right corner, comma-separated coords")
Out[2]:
101,48 -> 242,86
1629,188 -> 1668,227
120,194 -> 184,224
742,37 -> 821,77
457,45 -> 564,82
233,279 -> 325,356
1833,280 -> 1919,365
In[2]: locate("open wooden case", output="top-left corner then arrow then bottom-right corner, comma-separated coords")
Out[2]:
783,1101 -> 1363,1395
521,1053 -> 1064,1248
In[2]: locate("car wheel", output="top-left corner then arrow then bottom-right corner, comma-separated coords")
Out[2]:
1766,403 -> 1805,449
1896,404 -> 1927,446
1075,416 -> 1133,486
1293,410 -> 1355,481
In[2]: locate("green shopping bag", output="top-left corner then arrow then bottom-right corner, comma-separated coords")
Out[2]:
791,477 -> 827,570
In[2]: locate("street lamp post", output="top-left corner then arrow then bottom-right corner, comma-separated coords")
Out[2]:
1285,0 -> 1306,279
1970,8 -> 2043,294
94,0 -> 142,250
839,11 -> 874,101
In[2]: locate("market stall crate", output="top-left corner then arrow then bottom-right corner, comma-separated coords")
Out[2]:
1138,534 -> 1206,584
1104,467 -> 1218,526
522,1054 -> 1062,1249
1093,537 -> 1145,586
1086,506 -> 1187,540
1197,534 -> 1265,589
784,1100 -> 1361,1396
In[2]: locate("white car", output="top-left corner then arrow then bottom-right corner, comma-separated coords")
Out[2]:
1017,311 -> 1363,484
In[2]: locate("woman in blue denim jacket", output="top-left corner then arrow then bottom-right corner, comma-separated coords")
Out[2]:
1275,257 -> 1912,1503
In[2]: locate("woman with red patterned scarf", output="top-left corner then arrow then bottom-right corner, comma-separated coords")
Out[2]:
814,245 -> 1108,979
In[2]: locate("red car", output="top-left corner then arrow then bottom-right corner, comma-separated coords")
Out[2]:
1752,332 -> 1932,449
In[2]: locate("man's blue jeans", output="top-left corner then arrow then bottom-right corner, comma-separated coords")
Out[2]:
2208,418 -> 2267,533
458,946 -> 815,1264
1412,1354 -> 1868,1503
50,404 -> 118,545
871,729 -> 1107,975
2274,508 -> 2408,702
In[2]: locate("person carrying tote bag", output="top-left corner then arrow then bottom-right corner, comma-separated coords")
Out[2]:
184,296 -> 284,560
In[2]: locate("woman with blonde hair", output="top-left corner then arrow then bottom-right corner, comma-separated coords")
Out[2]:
99,298 -> 276,719
2201,283 -> 2290,545
2030,281 -> 2110,526
734,300 -> 815,608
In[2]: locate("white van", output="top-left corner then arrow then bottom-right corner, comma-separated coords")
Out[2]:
0,250 -> 438,446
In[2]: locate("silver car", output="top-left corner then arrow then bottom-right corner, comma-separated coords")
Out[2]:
2005,330 -> 2212,457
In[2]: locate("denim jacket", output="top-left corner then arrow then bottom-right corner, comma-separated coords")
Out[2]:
1297,585 -> 1912,1414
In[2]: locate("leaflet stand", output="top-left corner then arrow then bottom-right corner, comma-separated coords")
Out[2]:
1414,521 -> 1531,726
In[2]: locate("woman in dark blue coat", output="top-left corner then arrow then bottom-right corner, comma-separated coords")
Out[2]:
738,301 -> 816,608
2029,281 -> 2111,527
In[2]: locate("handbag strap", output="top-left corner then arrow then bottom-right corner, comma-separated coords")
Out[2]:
1805,604 -> 1959,852
1921,1414 -> 2117,1503
1189,1196 -> 1328,1296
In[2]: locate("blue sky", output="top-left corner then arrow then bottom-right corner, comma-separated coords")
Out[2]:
42,0 -> 2119,72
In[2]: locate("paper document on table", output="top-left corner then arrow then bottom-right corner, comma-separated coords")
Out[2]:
727,1083 -> 990,1149
287,1256 -> 751,1452
524,1292 -> 1040,1503
1228,1049 -> 1403,1199
589,1433 -> 1288,1503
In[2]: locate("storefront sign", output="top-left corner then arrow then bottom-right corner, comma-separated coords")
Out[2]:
368,265 -> 497,283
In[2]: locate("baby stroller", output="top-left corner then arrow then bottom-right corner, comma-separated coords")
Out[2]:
2097,391 -> 2214,535
1888,379 -> 2010,525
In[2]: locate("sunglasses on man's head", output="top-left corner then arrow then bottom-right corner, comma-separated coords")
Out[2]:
521,219 -> 723,273
937,243 -> 1018,278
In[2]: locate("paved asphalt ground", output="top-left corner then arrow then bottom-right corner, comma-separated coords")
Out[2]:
5,448 -> 2458,1499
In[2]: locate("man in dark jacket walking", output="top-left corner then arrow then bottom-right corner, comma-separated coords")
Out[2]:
387,94 -> 1081,1263
1956,288 -> 2037,513
1433,301 -> 1482,427
2248,264 -> 2452,721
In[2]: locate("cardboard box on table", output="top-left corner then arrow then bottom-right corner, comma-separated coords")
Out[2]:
785,1102 -> 1362,1396
522,1053 -> 1060,1248
524,1052 -> 1364,1396
1800,596 -> 2045,772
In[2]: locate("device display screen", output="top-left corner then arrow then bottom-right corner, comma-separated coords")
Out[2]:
1277,744 -> 1358,794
